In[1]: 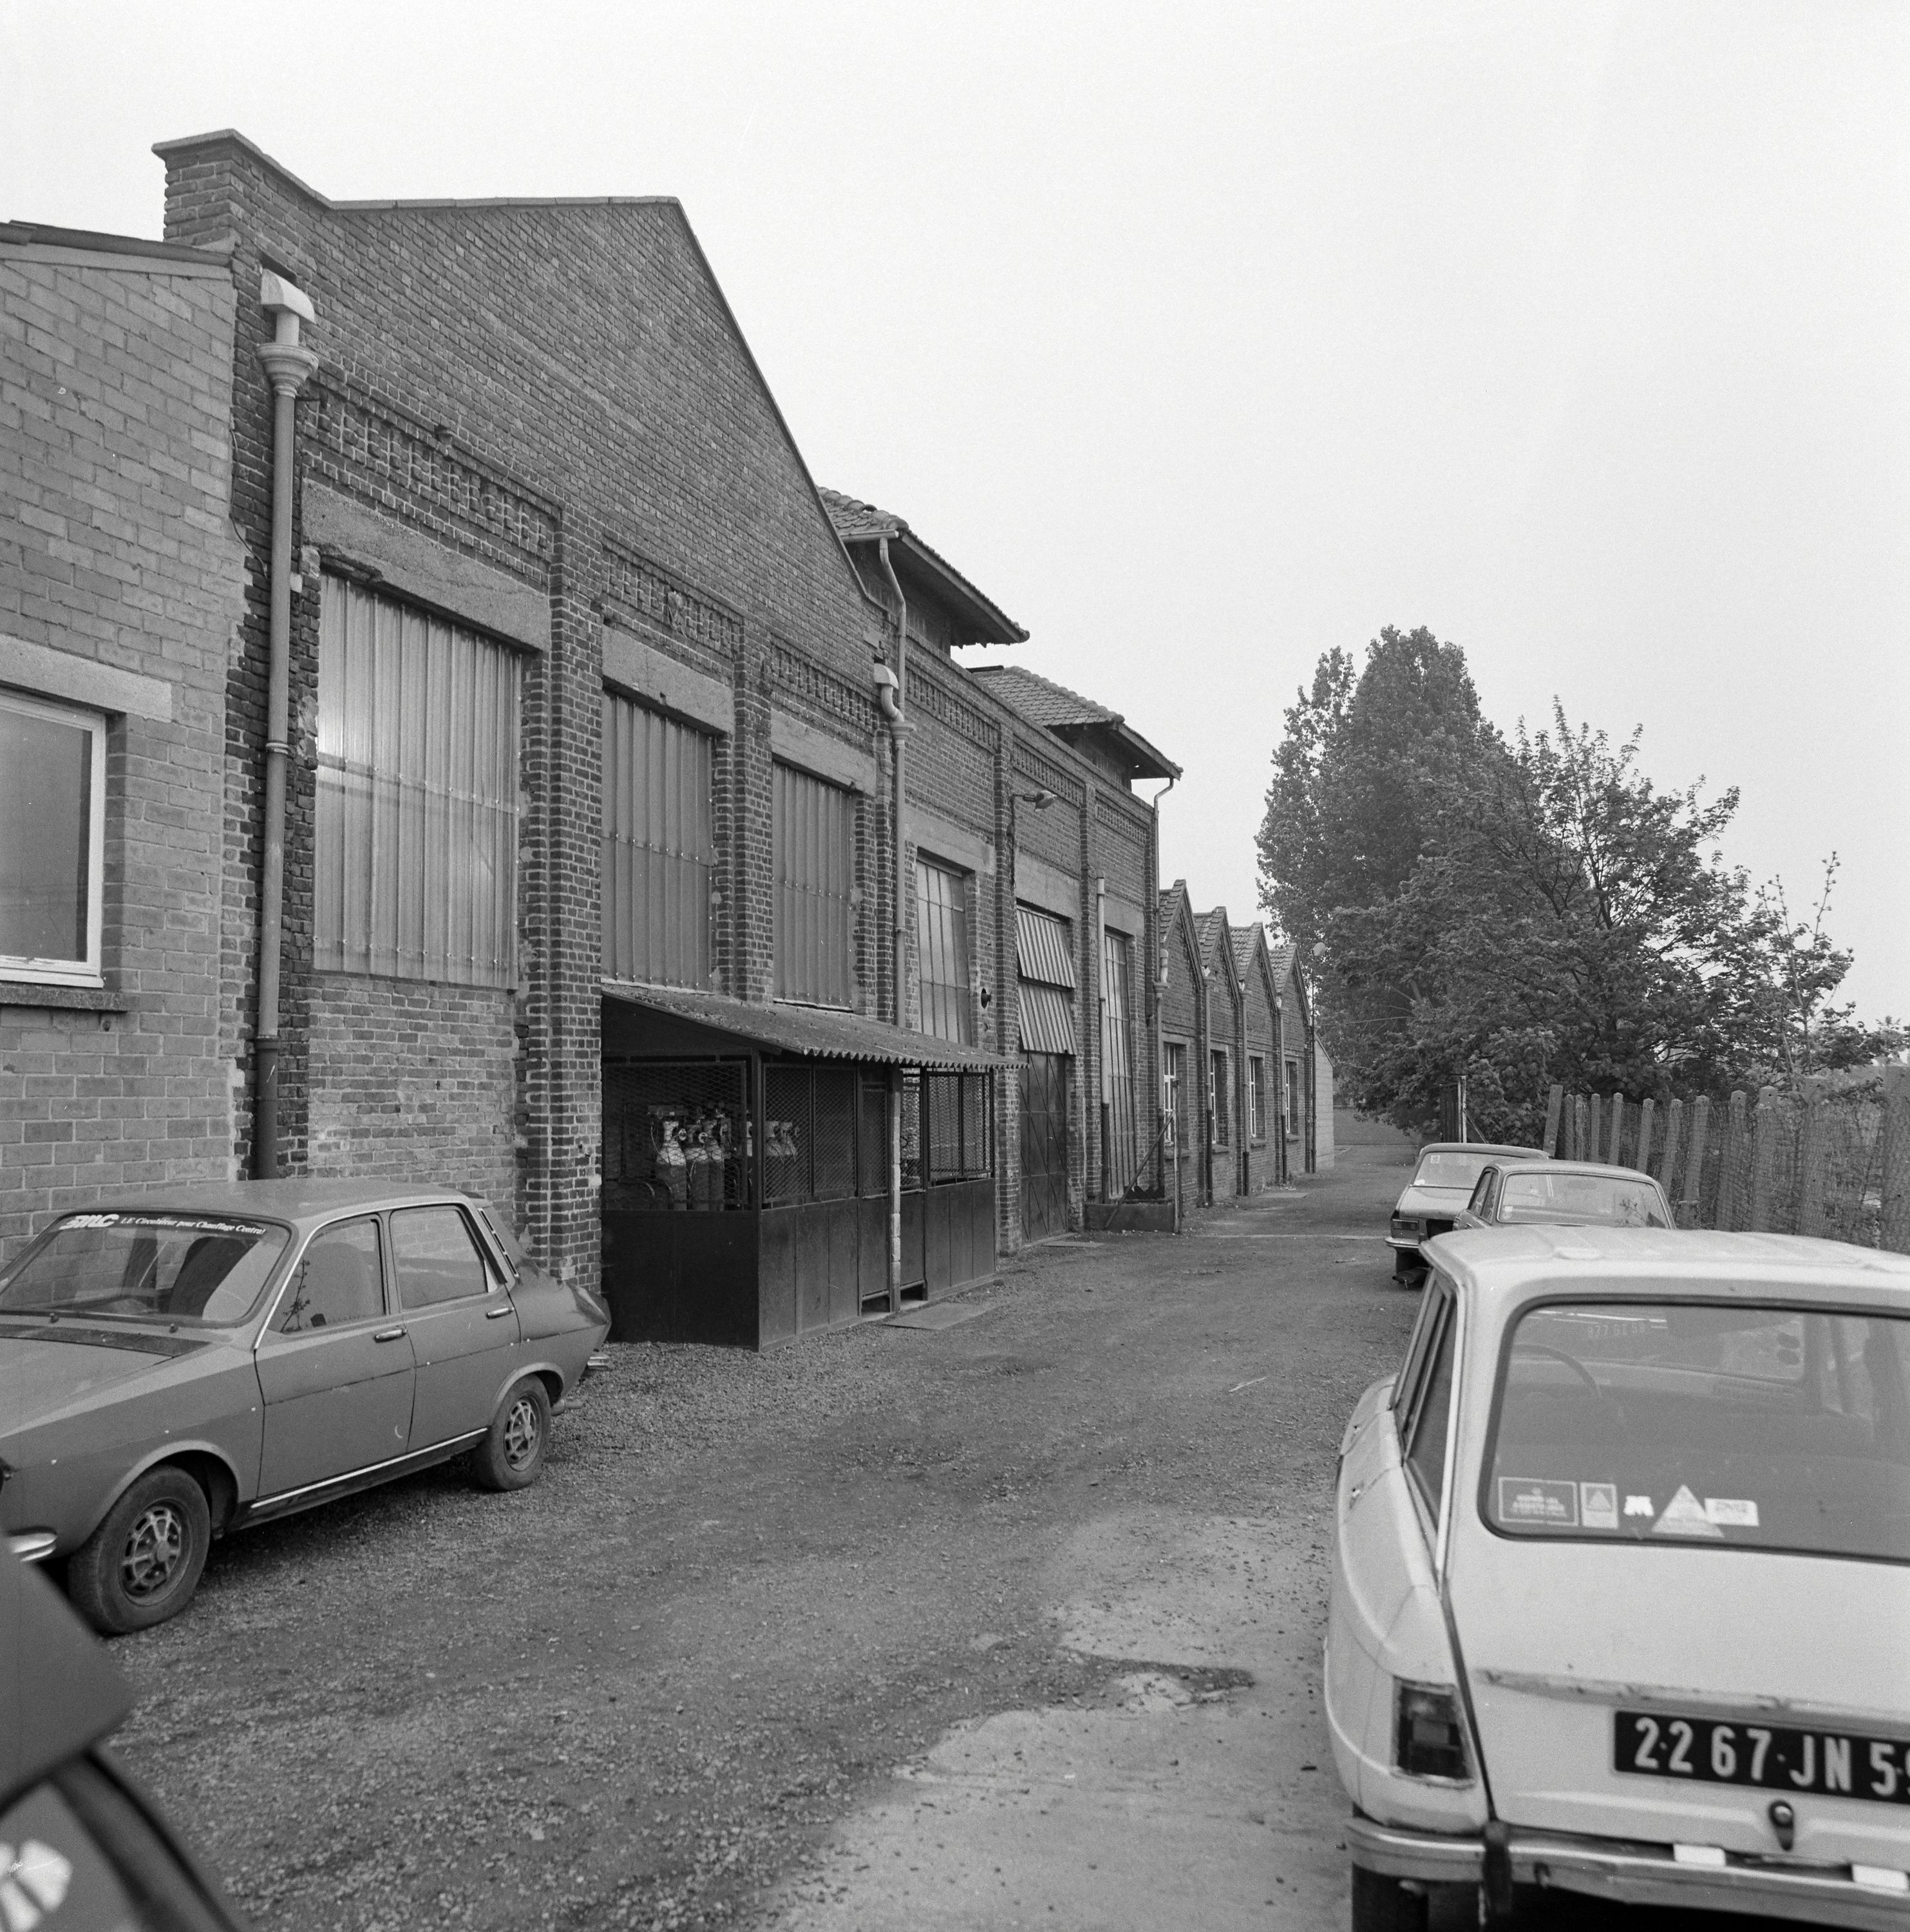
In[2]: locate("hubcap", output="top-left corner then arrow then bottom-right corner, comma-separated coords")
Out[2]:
503,1396 -> 540,1470
121,1502 -> 187,1600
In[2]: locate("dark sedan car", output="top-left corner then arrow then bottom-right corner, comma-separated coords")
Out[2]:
0,1181 -> 609,1633
1453,1158 -> 1673,1233
1386,1141 -> 1549,1285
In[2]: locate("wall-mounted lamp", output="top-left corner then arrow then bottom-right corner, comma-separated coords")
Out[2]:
1013,788 -> 1057,810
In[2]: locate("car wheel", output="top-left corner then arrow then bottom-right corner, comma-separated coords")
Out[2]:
67,1467 -> 211,1634
1350,1866 -> 1428,1932
471,1376 -> 552,1492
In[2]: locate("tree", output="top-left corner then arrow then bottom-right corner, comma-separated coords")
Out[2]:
1256,625 -> 1493,960
1261,642 -> 1899,1139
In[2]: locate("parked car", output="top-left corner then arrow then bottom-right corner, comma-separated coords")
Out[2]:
2,1547 -> 252,1929
0,1180 -> 609,1633
1453,1160 -> 1672,1235
1327,1224 -> 1910,1930
1386,1142 -> 1547,1285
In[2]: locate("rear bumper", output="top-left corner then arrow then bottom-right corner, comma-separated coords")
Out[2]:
1348,1815 -> 1910,1929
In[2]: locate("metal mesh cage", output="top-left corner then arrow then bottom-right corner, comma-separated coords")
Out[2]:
603,1060 -> 748,1211
860,1079 -> 888,1197
763,1063 -> 813,1207
925,1071 -> 992,1182
812,1066 -> 858,1202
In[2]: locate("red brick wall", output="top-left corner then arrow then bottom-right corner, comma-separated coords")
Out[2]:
0,242 -> 247,1260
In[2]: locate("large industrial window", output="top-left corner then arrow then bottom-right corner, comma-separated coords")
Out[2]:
1249,1056 -> 1267,1142
1101,927 -> 1138,1194
1210,1050 -> 1231,1147
316,577 -> 520,986
601,693 -> 715,987
0,688 -> 105,986
915,857 -> 972,1044
773,762 -> 855,1007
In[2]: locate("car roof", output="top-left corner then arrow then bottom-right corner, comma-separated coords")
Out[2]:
1489,1160 -> 1660,1185
52,1179 -> 493,1233
1423,1224 -> 1910,1315
1417,1142 -> 1549,1158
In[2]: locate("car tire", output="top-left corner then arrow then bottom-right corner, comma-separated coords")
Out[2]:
471,1375 -> 551,1492
67,1466 -> 212,1634
1350,1866 -> 1428,1932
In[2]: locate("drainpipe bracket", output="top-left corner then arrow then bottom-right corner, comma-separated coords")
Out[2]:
257,341 -> 319,395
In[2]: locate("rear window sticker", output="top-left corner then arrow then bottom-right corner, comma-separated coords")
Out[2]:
1704,1497 -> 1759,1528
1579,1482 -> 1619,1530
1624,1494 -> 1654,1517
1652,1484 -> 1725,1539
1499,1477 -> 1578,1527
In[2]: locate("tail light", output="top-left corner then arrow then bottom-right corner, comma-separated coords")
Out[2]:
1395,1680 -> 1473,1782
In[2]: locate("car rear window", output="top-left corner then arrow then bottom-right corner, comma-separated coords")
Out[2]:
1484,1300 -> 1910,1563
0,1213 -> 290,1326
1414,1152 -> 1495,1190
1500,1172 -> 1669,1227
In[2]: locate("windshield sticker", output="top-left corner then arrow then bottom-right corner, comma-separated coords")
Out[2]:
61,1213 -> 270,1235
1652,1484 -> 1725,1539
1579,1482 -> 1619,1530
1625,1493 -> 1654,1517
1499,1477 -> 1578,1526
1705,1497 -> 1760,1529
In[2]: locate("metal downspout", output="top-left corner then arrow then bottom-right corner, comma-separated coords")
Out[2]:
1148,776 -> 1175,1203
876,538 -> 911,1309
1094,873 -> 1107,1199
252,274 -> 319,1179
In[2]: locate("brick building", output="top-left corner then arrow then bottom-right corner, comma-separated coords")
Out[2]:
0,130 -> 1181,1339
0,222 -> 249,1260
1270,942 -> 1330,1172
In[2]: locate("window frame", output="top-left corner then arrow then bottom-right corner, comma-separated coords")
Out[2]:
772,761 -> 856,1009
267,1214 -> 393,1334
0,686 -> 108,987
1284,1056 -> 1302,1137
1248,1056 -> 1267,1144
914,853 -> 974,1045
388,1202 -> 506,1311
1401,1281 -> 1459,1531
1209,1048 -> 1230,1148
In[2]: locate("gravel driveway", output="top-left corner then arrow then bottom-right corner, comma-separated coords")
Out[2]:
102,1132 -> 1403,1929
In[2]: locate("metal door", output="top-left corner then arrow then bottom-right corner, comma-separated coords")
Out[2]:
1019,1052 -> 1070,1242
256,1215 -> 415,1498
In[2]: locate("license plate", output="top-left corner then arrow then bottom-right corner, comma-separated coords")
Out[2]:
1616,1710 -> 1910,1806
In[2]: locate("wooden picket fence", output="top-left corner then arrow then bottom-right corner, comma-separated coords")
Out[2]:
1540,1065 -> 1910,1254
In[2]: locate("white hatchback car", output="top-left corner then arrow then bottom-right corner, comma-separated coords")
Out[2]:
1327,1225 -> 1910,1929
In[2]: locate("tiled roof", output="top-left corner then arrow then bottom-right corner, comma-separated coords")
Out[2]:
1231,927 -> 1263,979
967,665 -> 1117,730
1268,943 -> 1297,984
817,486 -> 905,543
1196,909 -> 1229,971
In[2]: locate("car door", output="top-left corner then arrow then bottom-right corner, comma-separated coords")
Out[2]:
254,1215 -> 416,1497
388,1202 -> 521,1452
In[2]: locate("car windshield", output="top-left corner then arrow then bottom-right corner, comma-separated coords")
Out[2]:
1415,1151 -> 1495,1190
0,1213 -> 290,1326
1500,1172 -> 1669,1228
1484,1299 -> 1910,1563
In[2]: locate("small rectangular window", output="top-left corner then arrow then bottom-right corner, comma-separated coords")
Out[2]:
1210,1050 -> 1230,1147
915,857 -> 973,1043
0,688 -> 106,985
1404,1292 -> 1457,1524
1249,1057 -> 1267,1142
774,763 -> 855,1007
390,1206 -> 495,1307
1285,1058 -> 1302,1137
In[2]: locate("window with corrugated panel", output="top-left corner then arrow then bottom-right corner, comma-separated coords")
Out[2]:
316,576 -> 520,987
1102,927 -> 1138,1193
601,693 -> 715,987
773,762 -> 855,1007
1015,905 -> 1076,1055
915,857 -> 972,1044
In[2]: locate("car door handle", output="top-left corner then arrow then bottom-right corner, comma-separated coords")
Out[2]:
373,1326 -> 407,1343
485,1303 -> 513,1320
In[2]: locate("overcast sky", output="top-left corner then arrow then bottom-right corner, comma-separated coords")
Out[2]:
6,0 -> 1905,1019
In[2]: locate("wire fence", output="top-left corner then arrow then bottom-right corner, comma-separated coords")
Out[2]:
1542,1065 -> 1910,1253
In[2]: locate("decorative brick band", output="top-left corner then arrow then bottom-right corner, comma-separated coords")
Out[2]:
1010,743 -> 1079,801
768,636 -> 879,736
604,539 -> 744,657
308,376 -> 556,580
910,668 -> 998,749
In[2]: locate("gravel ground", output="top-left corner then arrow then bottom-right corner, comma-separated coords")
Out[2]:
99,1132 -> 1768,1931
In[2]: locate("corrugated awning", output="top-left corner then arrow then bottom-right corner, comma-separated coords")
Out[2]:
1016,906 -> 1075,988
1019,982 -> 1076,1057
602,982 -> 1003,1070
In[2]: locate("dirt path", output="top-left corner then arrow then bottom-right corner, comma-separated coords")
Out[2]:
111,1140 -> 1424,1931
